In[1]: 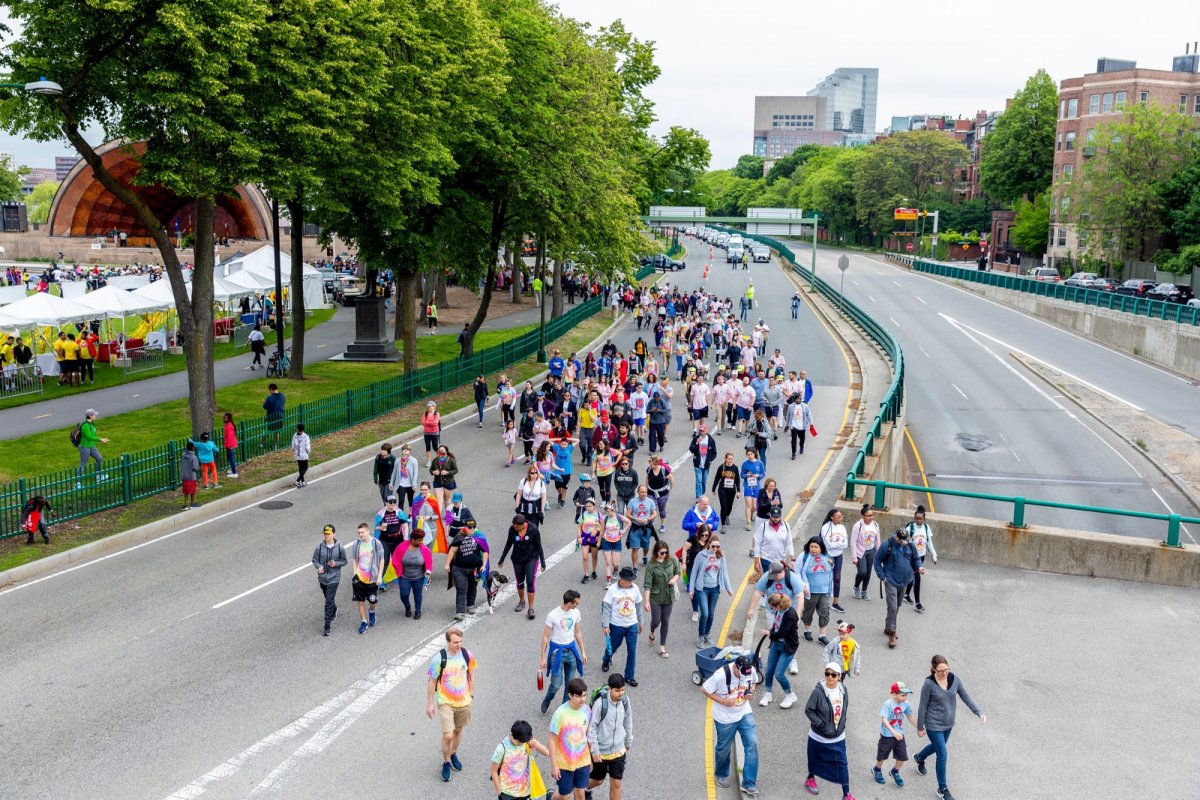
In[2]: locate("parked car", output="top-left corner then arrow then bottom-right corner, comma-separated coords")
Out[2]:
1027,267 -> 1061,282
648,254 -> 685,271
752,246 -> 771,263
1113,279 -> 1158,296
1086,277 -> 1118,291
1145,283 -> 1195,304
1187,297 -> 1200,309
1063,272 -> 1098,288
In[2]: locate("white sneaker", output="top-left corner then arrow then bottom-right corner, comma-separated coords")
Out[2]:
788,659 -> 799,675
758,692 -> 773,707
691,612 -> 700,623
779,692 -> 798,709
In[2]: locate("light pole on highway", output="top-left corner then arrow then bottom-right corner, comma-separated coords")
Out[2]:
0,78 -> 63,95
810,212 -> 819,291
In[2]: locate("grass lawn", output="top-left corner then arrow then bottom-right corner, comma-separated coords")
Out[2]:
409,324 -> 536,367
0,308 -> 337,411
0,310 -> 615,569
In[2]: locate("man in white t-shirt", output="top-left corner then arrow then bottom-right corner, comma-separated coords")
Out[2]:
601,567 -> 644,686
689,376 -> 711,433
701,654 -> 760,794
540,590 -> 587,714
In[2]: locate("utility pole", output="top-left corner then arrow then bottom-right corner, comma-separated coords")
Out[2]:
810,213 -> 819,290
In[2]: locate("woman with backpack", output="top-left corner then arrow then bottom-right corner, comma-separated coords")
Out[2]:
904,505 -> 938,612
850,504 -> 880,601
688,533 -> 732,649
749,409 -> 772,469
758,593 -> 800,710
819,508 -> 849,613
798,535 -> 834,646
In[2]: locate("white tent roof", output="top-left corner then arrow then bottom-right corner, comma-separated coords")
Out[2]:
0,291 -> 98,326
224,269 -> 279,290
132,280 -> 190,306
76,285 -> 169,316
212,274 -> 255,302
226,244 -> 323,279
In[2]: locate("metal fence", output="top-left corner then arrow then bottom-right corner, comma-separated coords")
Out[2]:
889,254 -> 1200,327
0,267 -> 651,540
123,346 -> 166,380
1,364 -> 45,400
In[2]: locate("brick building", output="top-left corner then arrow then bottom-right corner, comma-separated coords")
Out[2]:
1049,49 -> 1200,270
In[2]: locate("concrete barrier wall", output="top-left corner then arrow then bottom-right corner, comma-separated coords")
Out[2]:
950,283 -> 1200,378
838,502 -> 1200,589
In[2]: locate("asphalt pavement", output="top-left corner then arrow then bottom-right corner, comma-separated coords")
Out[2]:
0,236 -> 851,800
782,239 -> 1200,541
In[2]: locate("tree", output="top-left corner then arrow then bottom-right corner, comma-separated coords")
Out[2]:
638,126 -> 710,207
979,69 -> 1058,206
852,132 -> 969,239
1009,192 -> 1050,256
1069,103 -> 1198,264
731,154 -> 765,180
1156,148 -> 1200,250
1,0 -> 275,437
26,180 -> 59,224
0,160 -> 23,200
792,147 -> 865,241
765,144 -> 822,184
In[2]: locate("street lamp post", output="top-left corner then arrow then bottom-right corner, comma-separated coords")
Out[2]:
0,78 -> 63,95
271,197 -> 285,361
810,212 -> 819,291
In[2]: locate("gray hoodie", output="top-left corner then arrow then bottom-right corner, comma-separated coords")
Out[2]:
312,540 -> 348,586
917,672 -> 982,732
587,691 -> 633,759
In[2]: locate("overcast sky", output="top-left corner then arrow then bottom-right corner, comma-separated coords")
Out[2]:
1,0 -> 1194,171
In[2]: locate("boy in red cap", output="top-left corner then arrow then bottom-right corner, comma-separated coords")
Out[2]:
873,681 -> 918,786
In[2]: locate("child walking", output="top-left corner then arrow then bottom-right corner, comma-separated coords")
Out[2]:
180,441 -> 200,510
490,719 -> 550,800
874,681 -> 918,786
503,419 -> 517,466
822,620 -> 862,680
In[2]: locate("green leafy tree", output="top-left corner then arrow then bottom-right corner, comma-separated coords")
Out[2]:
1069,103 -> 1198,264
1009,192 -> 1050,256
26,179 -> 58,222
979,69 -> 1058,206
792,147 -> 865,241
0,159 -> 23,200
1,0 -> 275,436
1156,149 -> 1200,250
765,144 -> 822,184
638,126 -> 710,208
852,131 -> 969,241
731,154 -> 765,180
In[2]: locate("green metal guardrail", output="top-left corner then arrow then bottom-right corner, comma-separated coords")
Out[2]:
888,253 -> 1200,326
0,267 -> 653,541
710,227 -> 1195,548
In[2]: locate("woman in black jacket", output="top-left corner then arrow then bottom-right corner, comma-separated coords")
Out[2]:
757,593 -> 800,709
519,381 -> 539,415
710,452 -> 741,530
683,524 -> 712,622
804,661 -> 852,798
495,514 -> 547,620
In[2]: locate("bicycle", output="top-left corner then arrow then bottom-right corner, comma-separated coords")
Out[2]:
266,347 -> 291,378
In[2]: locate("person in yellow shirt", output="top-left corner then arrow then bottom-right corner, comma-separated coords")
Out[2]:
62,333 -> 82,386
53,331 -> 68,386
822,620 -> 861,680
0,335 -> 13,367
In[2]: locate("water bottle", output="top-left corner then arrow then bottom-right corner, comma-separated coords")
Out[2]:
536,669 -> 545,691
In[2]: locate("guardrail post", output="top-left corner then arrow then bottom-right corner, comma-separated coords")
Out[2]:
18,477 -> 27,519
238,421 -> 248,464
1164,514 -> 1182,548
873,480 -> 887,509
121,454 -> 132,506
844,474 -> 856,500
167,440 -> 178,487
1011,496 -> 1026,528
345,390 -> 355,427
864,431 -> 874,457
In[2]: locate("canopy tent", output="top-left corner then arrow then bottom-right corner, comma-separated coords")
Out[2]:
224,244 -> 326,308
212,274 -> 255,303
76,285 -> 169,317
224,268 -> 280,292
0,291 -> 97,326
132,279 -> 189,307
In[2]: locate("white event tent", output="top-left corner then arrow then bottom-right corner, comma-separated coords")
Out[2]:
0,291 -> 96,326
76,284 -> 168,317
223,245 -> 326,308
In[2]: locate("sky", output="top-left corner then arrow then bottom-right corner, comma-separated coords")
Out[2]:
0,0 -> 1194,171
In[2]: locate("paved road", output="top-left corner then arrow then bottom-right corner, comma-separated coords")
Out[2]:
0,301 -> 551,441
783,239 -> 1200,541
0,236 -> 851,800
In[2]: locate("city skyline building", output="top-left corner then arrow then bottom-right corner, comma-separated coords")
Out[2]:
808,67 -> 879,134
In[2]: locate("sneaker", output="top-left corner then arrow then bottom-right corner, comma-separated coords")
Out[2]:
891,768 -> 904,787
449,753 -> 462,771
758,691 -> 773,707
805,776 -> 819,794
378,583 -> 387,592
936,789 -> 955,800
831,603 -> 845,613
697,637 -> 706,649
440,762 -> 451,782
817,635 -> 830,646
601,659 -> 611,672
715,777 -> 730,789
97,473 -> 108,481
582,575 -> 590,584
873,767 -> 885,784
414,611 -> 421,620
915,758 -> 927,776
852,589 -> 861,599
745,522 -> 751,531
631,567 -> 638,578
915,603 -> 925,612
862,592 -> 870,602
691,612 -> 700,623
626,678 -> 638,687
843,795 -> 856,800
404,607 -> 412,618
790,453 -> 796,460
780,692 -> 798,709
514,600 -> 527,613
323,625 -> 330,636
453,613 -> 465,621
741,786 -> 759,796
228,473 -> 239,478
789,659 -> 799,675
803,630 -> 814,642
540,695 -> 552,714
369,609 -> 376,626
904,596 -> 914,605
591,571 -> 598,580
358,621 -> 368,634
212,483 -> 221,489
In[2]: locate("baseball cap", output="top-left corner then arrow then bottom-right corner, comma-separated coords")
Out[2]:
768,560 -> 784,577
733,655 -> 754,675
769,506 -> 782,518
890,681 -> 914,695
837,620 -> 855,633
824,662 -> 843,674
452,491 -> 463,502
322,524 -> 336,535
386,494 -> 398,503
85,408 -> 98,417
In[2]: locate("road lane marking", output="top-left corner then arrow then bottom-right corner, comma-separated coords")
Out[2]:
316,343 -> 328,348
933,474 -> 1143,486
889,316 -> 902,328
1150,488 -> 1197,544
951,383 -> 968,399
211,563 -> 309,609
868,295 -> 876,303
915,296 -> 927,305
892,280 -> 902,287
904,428 -> 935,513
918,347 -> 931,359
33,413 -> 52,419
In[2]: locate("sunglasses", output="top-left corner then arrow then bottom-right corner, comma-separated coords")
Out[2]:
824,671 -> 840,678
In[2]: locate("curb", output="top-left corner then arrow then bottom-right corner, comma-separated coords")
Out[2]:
1,308 -> 635,590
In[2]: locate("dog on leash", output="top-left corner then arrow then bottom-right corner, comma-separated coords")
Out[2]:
484,571 -> 509,613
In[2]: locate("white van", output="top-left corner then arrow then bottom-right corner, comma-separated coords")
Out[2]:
727,244 -> 744,263
727,234 -> 744,250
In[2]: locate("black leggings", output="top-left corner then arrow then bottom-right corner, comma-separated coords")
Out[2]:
501,404 -> 515,425
513,559 -> 538,592
906,570 -> 922,603
296,459 -> 309,482
790,427 -> 807,455
597,474 -> 613,502
716,488 -> 737,526
854,550 -> 875,592
396,486 -> 415,513
423,433 -> 440,455
649,601 -> 673,646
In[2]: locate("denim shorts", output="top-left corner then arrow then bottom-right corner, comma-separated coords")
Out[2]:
628,525 -> 653,551
600,538 -> 623,551
556,765 -> 592,795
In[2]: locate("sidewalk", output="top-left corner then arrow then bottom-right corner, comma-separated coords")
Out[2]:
0,294 -> 565,440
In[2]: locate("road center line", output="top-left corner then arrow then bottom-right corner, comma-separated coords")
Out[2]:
951,383 -> 968,399
889,316 -> 902,328
915,296 -> 927,305
212,564 -> 309,609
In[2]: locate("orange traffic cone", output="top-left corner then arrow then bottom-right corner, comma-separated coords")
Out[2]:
703,263 -> 710,280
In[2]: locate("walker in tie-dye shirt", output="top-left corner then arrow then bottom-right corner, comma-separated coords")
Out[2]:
491,737 -> 531,797
549,703 -> 593,771
427,650 -> 476,708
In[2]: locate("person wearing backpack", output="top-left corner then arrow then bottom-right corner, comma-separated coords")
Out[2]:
74,408 -> 109,486
586,674 -> 633,800
426,627 -> 477,783
312,524 -> 347,636
873,528 -> 924,649
490,719 -> 550,800
903,506 -> 938,612
700,654 -> 760,795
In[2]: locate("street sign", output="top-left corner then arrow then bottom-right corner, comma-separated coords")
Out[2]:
931,235 -> 939,247
894,207 -> 919,221
905,243 -> 914,252
961,243 -> 970,251
837,255 -> 850,272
